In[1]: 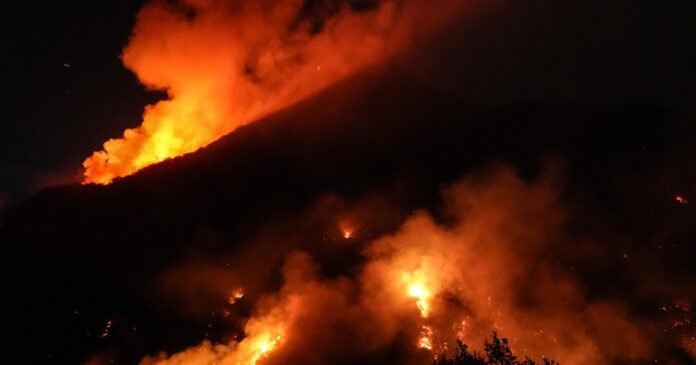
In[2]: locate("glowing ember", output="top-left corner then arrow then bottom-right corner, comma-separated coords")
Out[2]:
136,170 -> 661,364
139,322 -> 285,365
338,220 -> 356,240
683,335 -> 696,359
228,288 -> 245,305
455,319 -> 472,340
81,0 -> 411,184
404,276 -> 436,351
101,319 -> 113,338
676,195 -> 688,204
419,325 -> 434,350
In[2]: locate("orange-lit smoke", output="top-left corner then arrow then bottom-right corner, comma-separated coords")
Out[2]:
137,168 -> 654,365
82,0 -> 474,184
360,168 -> 652,363
141,319 -> 284,365
139,254 -> 301,365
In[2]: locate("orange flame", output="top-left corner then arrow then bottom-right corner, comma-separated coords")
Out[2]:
403,271 -> 437,351
140,309 -> 286,365
228,288 -> 245,305
82,0 -> 409,184
419,325 -> 434,350
245,333 -> 284,365
343,229 -> 354,239
403,271 -> 435,319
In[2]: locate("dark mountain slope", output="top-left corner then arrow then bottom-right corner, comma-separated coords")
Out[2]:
1,62 -> 695,363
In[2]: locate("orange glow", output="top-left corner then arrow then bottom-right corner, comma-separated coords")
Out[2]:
82,0 -> 414,184
246,333 -> 283,365
228,288 -> 245,305
403,271 -> 435,318
135,169 -> 661,365
101,319 -> 113,338
338,219 -> 356,240
403,272 -> 437,351
676,195 -> 688,204
408,283 -> 431,318
418,325 -> 434,350
139,307 -> 286,365
343,229 -> 353,239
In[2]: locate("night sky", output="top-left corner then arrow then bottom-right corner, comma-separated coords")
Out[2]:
2,1 -> 696,365
2,0 -> 159,205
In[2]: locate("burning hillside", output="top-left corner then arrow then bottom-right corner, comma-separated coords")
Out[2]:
131,169 -> 652,365
3,1 -> 696,365
6,87 -> 696,364
82,0 -> 472,184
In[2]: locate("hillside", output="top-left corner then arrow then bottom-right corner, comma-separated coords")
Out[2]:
2,62 -> 696,364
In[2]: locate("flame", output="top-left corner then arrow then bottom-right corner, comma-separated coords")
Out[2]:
228,288 -> 245,305
403,271 -> 437,351
135,161 -> 660,364
338,220 -> 356,239
408,283 -> 431,318
219,308 -> 286,365
403,272 -> 434,318
140,316 -> 286,365
246,333 -> 283,365
82,0 -> 410,184
419,325 -> 434,350
683,334 -> 696,360
343,229 -> 353,239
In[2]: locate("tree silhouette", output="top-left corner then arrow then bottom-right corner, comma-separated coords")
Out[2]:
432,332 -> 559,365
484,332 -> 516,364
433,339 -> 486,365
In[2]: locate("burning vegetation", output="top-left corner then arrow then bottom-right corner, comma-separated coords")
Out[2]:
131,169 -> 659,365
81,0 -> 467,184
4,1 -> 693,365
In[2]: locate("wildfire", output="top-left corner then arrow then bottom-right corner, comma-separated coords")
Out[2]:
408,283 -> 432,318
419,325 -> 434,350
338,220 -> 356,240
455,319 -> 472,340
230,306 -> 287,365
246,334 -> 283,365
402,268 -> 435,319
676,195 -> 688,204
343,229 -> 353,239
81,0 -> 409,184
136,169 -> 661,364
228,288 -> 245,305
683,335 -> 696,359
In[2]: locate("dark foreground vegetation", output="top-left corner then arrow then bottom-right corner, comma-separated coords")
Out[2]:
434,332 -> 558,365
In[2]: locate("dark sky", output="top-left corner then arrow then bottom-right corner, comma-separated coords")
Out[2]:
1,0 -> 161,206
2,0 -> 696,207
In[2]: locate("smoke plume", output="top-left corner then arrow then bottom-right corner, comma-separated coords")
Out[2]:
82,0 -> 474,184
137,167 -> 654,365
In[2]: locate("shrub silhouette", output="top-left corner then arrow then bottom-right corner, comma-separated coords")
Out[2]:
433,332 -> 559,365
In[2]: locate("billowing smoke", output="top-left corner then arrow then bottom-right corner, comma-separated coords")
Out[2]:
82,0 -> 474,184
65,1 -> 696,364
135,167 -> 656,365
